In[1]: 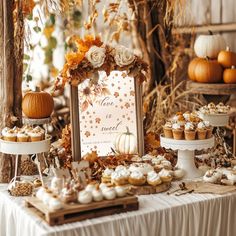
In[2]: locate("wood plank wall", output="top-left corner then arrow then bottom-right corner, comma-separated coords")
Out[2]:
174,0 -> 236,51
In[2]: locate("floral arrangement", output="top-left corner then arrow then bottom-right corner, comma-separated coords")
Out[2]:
54,35 -> 148,90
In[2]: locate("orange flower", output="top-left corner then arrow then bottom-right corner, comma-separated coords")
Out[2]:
65,52 -> 84,66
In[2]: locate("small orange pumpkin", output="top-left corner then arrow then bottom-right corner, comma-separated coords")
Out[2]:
223,65 -> 236,84
218,46 -> 236,68
188,58 -> 203,81
22,88 -> 54,119
189,57 -> 223,83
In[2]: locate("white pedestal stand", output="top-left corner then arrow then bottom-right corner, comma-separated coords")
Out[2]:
0,137 -> 51,186
160,136 -> 215,179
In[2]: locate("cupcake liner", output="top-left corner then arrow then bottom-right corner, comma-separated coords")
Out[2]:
163,127 -> 173,138
184,130 -> 196,140
172,129 -> 183,140
197,129 -> 207,140
17,137 -> 29,142
128,177 -> 146,186
30,136 -> 42,142
4,136 -> 17,142
206,128 -> 213,139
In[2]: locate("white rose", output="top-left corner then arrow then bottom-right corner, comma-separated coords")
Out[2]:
85,46 -> 106,68
114,46 -> 135,67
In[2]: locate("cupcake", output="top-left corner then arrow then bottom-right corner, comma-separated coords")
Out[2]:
128,163 -> 154,175
111,170 -> 129,185
172,123 -> 184,140
22,125 -> 33,133
17,131 -> 29,142
1,127 -> 10,137
142,154 -> 154,162
163,121 -> 173,138
147,171 -> 162,186
2,129 -> 17,142
33,126 -> 45,140
101,168 -> 114,183
204,121 -> 213,138
172,112 -> 183,122
184,122 -> 196,140
197,122 -> 207,140
28,130 -> 42,142
61,187 -> 77,203
161,160 -> 172,170
158,169 -> 173,182
128,171 -> 146,186
183,111 -> 191,121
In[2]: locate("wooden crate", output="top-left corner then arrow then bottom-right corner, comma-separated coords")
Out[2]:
25,195 -> 139,226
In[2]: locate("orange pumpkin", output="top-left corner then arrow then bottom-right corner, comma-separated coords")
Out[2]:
218,46 -> 236,68
22,89 -> 54,119
223,66 -> 236,84
189,57 -> 223,83
188,58 -> 203,81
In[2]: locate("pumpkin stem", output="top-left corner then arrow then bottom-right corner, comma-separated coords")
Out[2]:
206,56 -> 210,61
126,126 -> 130,134
208,30 -> 213,35
35,86 -> 41,92
226,46 -> 230,51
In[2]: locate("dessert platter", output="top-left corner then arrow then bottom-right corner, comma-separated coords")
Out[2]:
198,102 -> 230,127
161,111 -> 215,179
21,151 -> 185,225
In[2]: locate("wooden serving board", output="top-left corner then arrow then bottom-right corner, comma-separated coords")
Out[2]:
128,182 -> 171,195
25,195 -> 139,226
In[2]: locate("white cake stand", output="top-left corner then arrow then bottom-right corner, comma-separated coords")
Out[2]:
160,136 -> 215,179
0,136 -> 51,186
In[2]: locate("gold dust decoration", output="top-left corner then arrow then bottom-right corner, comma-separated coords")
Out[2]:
53,35 -> 148,92
85,131 -> 91,137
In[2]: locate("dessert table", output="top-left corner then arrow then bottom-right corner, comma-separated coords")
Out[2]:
1,183 -> 236,236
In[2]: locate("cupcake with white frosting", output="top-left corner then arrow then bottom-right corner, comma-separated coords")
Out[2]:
147,171 -> 162,186
197,122 -> 207,140
2,128 -> 17,142
163,121 -> 173,138
204,121 -> 213,139
158,169 -> 173,182
172,123 -> 183,140
184,122 -> 196,140
17,131 -> 29,142
128,171 -> 146,186
101,168 -> 114,183
28,130 -> 42,142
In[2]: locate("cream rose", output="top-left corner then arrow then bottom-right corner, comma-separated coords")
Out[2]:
114,46 -> 135,67
85,46 -> 106,68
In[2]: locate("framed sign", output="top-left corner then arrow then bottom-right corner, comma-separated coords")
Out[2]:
69,71 -> 144,160
55,35 -> 148,160
77,71 -> 143,156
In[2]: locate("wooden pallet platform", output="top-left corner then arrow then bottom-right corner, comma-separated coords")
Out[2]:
25,195 -> 139,226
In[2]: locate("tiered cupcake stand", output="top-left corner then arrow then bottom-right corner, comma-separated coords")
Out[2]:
160,136 -> 214,179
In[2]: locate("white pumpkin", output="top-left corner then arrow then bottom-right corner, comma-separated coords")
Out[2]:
114,127 -> 137,154
194,31 -> 226,59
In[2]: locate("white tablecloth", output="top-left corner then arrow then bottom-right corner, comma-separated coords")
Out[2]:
1,183 -> 236,236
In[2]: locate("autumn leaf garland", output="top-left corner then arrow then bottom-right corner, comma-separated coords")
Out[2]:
54,35 -> 148,91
